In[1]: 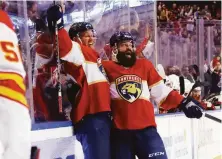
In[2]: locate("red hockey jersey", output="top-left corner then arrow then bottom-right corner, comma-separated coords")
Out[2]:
57,29 -> 111,123
32,33 -> 57,121
102,59 -> 184,130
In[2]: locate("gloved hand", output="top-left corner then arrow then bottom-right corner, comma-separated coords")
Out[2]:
47,4 -> 64,33
179,97 -> 204,118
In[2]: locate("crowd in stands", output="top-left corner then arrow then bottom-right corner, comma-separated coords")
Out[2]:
157,1 -> 221,23
157,1 -> 221,75
157,1 -> 221,38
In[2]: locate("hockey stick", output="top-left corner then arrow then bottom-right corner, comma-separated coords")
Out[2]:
53,1 -> 63,113
187,81 -> 221,123
203,112 -> 221,123
179,76 -> 185,95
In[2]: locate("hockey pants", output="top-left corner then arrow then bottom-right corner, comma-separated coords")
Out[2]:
75,112 -> 112,159
111,126 -> 167,159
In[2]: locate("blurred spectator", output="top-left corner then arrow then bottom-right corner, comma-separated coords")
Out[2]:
171,3 -> 179,21
214,30 -> 221,56
186,16 -> 194,35
203,56 -> 221,96
181,65 -> 190,77
194,6 -> 201,20
189,64 -> 200,82
181,65 -> 194,82
27,1 -> 38,22
159,4 -> 168,24
208,56 -> 221,94
0,1 -> 9,11
165,65 -> 181,76
157,1 -> 221,25
211,3 -> 217,19
202,5 -> 210,17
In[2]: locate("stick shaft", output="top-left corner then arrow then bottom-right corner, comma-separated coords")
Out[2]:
204,112 -> 222,123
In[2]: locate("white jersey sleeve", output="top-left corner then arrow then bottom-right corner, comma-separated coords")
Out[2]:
0,10 -> 27,107
0,10 -> 25,78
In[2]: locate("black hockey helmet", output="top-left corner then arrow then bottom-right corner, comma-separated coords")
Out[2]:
109,31 -> 134,47
69,22 -> 94,39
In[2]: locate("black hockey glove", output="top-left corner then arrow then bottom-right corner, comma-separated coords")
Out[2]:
179,97 -> 204,119
47,4 -> 64,33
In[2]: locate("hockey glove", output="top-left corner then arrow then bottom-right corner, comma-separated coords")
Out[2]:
179,97 -> 204,119
47,4 -> 64,33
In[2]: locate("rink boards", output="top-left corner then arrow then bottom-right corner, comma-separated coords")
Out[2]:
31,111 -> 222,159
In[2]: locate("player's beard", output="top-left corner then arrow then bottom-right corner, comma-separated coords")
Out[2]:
116,49 -> 136,67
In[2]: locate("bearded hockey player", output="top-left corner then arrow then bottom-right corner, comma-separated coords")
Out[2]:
46,5 -> 111,159
101,31 -> 203,159
0,10 -> 31,159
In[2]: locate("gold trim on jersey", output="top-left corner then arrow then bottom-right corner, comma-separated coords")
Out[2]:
148,80 -> 162,89
85,61 -> 96,64
158,97 -> 167,107
112,97 -> 150,102
0,86 -> 27,107
0,72 -> 25,91
88,79 -> 108,85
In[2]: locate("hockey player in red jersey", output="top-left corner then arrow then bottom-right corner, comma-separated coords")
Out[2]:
46,5 -> 111,159
68,22 -> 97,49
0,10 -> 31,159
102,31 -> 203,159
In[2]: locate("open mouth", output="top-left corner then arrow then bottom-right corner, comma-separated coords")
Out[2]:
88,42 -> 94,47
125,52 -> 132,58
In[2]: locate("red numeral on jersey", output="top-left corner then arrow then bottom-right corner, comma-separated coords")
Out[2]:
0,41 -> 19,62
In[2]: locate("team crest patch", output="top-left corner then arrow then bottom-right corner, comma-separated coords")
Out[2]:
116,75 -> 142,103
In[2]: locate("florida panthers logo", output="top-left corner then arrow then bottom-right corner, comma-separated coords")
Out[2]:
116,75 -> 142,103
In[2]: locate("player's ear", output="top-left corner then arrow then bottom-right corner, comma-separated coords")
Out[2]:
112,45 -> 118,53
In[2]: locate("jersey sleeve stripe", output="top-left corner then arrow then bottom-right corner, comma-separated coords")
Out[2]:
0,72 -> 25,91
82,63 -> 108,84
0,86 -> 28,107
148,79 -> 162,89
0,10 -> 14,32
150,81 -> 172,105
61,41 -> 85,66
58,29 -> 85,65
0,80 -> 25,95
160,90 -> 184,110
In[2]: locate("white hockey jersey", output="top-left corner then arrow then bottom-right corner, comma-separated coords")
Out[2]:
0,10 -> 27,107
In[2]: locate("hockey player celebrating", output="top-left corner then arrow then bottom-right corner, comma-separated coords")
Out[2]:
0,10 -> 31,159
68,22 -> 97,49
46,5 -> 111,159
46,5 -> 203,159
101,31 -> 203,159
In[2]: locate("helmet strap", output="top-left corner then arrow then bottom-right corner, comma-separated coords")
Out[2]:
76,33 -> 83,44
112,43 -> 118,62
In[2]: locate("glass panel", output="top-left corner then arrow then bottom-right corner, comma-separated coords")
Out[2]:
2,0 -> 221,122
30,1 -> 84,122
129,1 -> 155,63
86,0 -> 131,60
204,20 -> 221,64
157,25 -> 198,69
